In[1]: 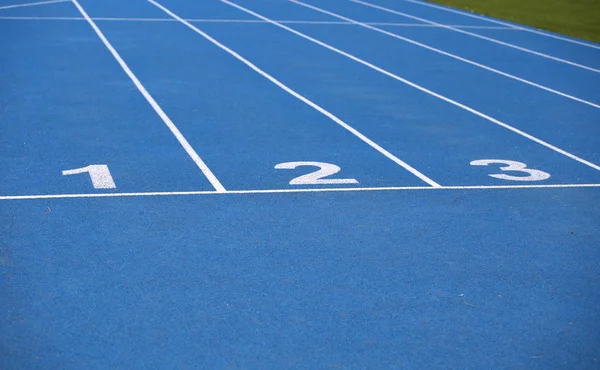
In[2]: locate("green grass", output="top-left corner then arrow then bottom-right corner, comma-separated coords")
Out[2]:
429,0 -> 600,43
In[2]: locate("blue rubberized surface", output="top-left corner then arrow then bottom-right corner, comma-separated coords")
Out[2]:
1,0 -> 600,368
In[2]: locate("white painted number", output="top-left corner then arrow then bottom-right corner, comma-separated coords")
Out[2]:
275,161 -> 359,185
470,159 -> 550,181
62,165 -> 116,189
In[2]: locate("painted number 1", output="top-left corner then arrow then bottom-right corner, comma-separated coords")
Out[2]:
470,159 -> 550,181
62,165 -> 116,189
275,161 -> 358,185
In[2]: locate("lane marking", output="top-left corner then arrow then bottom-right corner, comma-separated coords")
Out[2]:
0,0 -> 67,10
62,164 -> 117,189
291,0 -> 600,109
375,23 -> 516,29
470,159 -> 551,181
221,0 -> 600,172
70,0 -> 226,192
147,0 -> 441,188
396,0 -> 600,50
2,183 -> 600,200
0,16 -> 519,29
352,0 -> 600,74
0,15 -> 83,19
275,161 -> 359,185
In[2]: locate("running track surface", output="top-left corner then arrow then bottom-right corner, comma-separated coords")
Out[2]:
1,0 -> 599,368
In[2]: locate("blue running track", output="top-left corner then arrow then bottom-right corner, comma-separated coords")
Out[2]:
1,0 -> 599,368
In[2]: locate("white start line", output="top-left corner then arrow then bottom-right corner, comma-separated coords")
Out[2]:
1,183 -> 600,201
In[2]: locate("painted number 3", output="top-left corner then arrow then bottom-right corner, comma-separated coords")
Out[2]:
470,159 -> 550,181
275,162 -> 359,185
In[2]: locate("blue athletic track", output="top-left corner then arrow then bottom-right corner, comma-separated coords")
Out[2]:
1,0 -> 600,368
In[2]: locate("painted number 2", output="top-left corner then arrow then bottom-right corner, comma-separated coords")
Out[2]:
470,159 -> 550,181
62,165 -> 116,189
275,162 -> 358,185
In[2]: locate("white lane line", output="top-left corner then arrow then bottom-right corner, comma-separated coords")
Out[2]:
0,16 -> 517,28
352,0 -> 600,74
371,23 -> 515,29
291,0 -> 600,109
2,183 -> 600,200
0,15 -> 82,19
221,0 -> 600,172
70,0 -> 226,192
397,0 -> 600,50
0,0 -> 67,10
147,0 -> 441,188
0,15 -> 519,29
